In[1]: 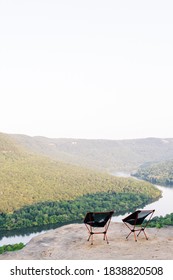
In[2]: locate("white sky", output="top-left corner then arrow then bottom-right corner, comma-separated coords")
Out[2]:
0,0 -> 173,140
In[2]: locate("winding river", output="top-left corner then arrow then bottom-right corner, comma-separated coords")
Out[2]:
112,172 -> 173,222
113,184 -> 173,222
0,173 -> 173,246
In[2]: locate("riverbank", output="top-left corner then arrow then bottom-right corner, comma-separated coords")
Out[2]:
1,222 -> 173,260
1,179 -> 173,246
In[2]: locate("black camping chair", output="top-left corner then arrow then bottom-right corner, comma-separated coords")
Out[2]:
84,210 -> 114,245
122,209 -> 155,242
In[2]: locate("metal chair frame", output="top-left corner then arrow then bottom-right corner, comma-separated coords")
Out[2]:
122,209 -> 155,242
84,210 -> 114,245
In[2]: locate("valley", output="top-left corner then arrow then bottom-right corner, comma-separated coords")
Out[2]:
1,132 -> 173,246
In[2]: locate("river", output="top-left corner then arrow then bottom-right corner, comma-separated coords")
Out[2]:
113,184 -> 173,222
0,173 -> 173,246
111,172 -> 173,222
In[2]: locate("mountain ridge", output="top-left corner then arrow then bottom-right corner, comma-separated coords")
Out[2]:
9,133 -> 173,172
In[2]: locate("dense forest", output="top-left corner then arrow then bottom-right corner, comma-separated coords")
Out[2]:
0,191 -> 156,231
132,160 -> 173,186
148,213 -> 173,228
0,243 -> 24,254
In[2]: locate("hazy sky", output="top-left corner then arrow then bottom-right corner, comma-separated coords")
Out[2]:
0,0 -> 173,140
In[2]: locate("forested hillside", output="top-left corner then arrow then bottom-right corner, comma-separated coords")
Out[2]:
0,133 -> 161,216
132,160 -> 173,186
0,191 -> 158,231
10,134 -> 173,172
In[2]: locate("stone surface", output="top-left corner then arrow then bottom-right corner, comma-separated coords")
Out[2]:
0,223 -> 173,260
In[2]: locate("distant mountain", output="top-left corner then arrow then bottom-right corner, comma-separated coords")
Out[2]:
10,134 -> 173,172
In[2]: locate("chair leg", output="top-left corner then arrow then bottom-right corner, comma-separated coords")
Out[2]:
133,231 -> 137,242
87,233 -> 93,244
91,234 -> 94,245
143,230 -> 148,240
137,228 -> 148,240
87,233 -> 94,245
104,233 -> 109,244
126,231 -> 132,240
87,234 -> 91,241
88,232 -> 110,245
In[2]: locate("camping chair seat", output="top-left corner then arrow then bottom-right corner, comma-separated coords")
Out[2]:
84,210 -> 114,245
122,209 -> 155,241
